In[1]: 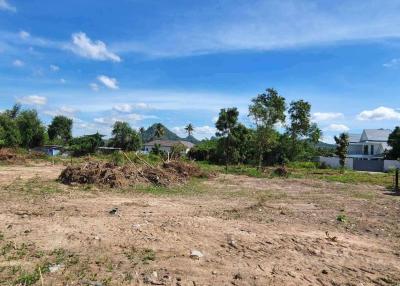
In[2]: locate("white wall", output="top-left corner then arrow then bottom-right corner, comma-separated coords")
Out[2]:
317,156 -> 354,169
384,160 -> 400,172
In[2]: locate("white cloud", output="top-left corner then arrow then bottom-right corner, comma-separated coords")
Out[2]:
357,106 -> 400,121
383,58 -> 400,68
17,95 -> 47,106
50,64 -> 60,71
112,103 -> 150,112
89,83 -> 99,91
12,59 -> 24,67
94,113 -> 156,126
0,0 -> 16,12
70,32 -> 121,62
97,75 -> 119,90
323,124 -> 350,132
43,106 -> 77,117
59,78 -> 66,84
19,30 -> 30,39
312,112 -> 344,121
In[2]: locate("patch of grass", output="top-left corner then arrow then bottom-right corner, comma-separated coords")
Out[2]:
124,247 -> 155,265
133,178 -> 209,196
336,214 -> 348,223
5,177 -> 63,196
14,262 -> 50,286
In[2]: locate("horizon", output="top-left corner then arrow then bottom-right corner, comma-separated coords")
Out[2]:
1,1 -> 400,143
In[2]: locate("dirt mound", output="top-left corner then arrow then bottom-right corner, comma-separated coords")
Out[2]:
0,148 -> 25,164
59,160 -> 208,188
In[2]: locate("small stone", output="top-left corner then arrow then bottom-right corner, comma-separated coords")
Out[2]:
49,264 -> 63,273
322,269 -> 328,274
190,250 -> 203,259
233,273 -> 242,280
152,271 -> 158,278
109,207 -> 118,215
94,236 -> 100,240
211,271 -> 217,275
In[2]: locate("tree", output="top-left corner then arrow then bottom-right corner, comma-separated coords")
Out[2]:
231,123 -> 253,164
16,110 -> 46,148
387,127 -> 400,160
110,121 -> 141,151
171,142 -> 186,159
0,113 -> 21,147
48,115 -> 73,144
154,123 -> 165,139
4,103 -> 21,119
69,133 -> 104,156
185,123 -> 194,137
334,133 -> 349,169
287,100 -> 321,160
215,107 -> 239,170
249,88 -> 286,169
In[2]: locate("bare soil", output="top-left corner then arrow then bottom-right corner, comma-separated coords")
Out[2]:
0,165 -> 400,285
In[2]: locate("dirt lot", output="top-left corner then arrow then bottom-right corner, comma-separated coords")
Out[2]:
0,164 -> 400,285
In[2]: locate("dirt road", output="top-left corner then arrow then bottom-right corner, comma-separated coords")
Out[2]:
0,165 -> 399,285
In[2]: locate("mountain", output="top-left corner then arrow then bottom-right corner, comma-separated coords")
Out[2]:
316,141 -> 335,149
141,123 -> 199,144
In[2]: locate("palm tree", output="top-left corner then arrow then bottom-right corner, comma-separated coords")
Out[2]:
154,123 -> 165,139
184,123 -> 194,137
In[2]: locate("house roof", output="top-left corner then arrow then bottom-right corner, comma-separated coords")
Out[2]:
348,133 -> 361,143
362,129 -> 391,142
144,140 -> 195,148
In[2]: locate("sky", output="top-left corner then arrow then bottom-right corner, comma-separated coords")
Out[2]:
1,0 -> 400,142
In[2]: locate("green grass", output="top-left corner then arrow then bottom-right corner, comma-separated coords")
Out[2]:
196,161 -> 393,187
124,247 -> 155,265
133,178 -> 209,196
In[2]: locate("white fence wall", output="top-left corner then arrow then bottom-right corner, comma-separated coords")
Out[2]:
384,160 -> 400,172
317,156 -> 353,170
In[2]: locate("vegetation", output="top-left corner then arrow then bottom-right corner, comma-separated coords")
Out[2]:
387,126 -> 400,160
109,121 -> 141,151
48,115 -> 73,144
334,133 -> 350,168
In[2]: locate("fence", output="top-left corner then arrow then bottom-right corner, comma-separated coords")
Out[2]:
316,156 -> 400,173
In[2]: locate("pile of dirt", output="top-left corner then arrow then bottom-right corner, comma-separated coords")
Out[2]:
0,148 -> 25,164
59,160 -> 209,188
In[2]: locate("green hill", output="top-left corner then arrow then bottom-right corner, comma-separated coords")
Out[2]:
141,123 -> 199,144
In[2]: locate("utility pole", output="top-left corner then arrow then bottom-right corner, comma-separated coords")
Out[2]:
395,168 -> 399,193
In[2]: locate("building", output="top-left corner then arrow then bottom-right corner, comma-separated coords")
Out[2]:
347,129 -> 391,159
32,145 -> 63,156
142,140 -> 194,154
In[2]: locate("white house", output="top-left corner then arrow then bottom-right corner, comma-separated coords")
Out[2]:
347,129 -> 391,159
142,140 -> 194,155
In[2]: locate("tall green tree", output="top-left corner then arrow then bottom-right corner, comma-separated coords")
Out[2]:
110,121 -> 141,151
69,133 -> 104,156
4,103 -> 21,119
215,107 -> 239,170
48,115 -> 73,144
287,100 -> 321,160
0,113 -> 21,147
334,133 -> 349,169
154,123 -> 165,139
185,123 -> 194,137
16,110 -> 46,148
387,127 -> 400,160
249,88 -> 286,169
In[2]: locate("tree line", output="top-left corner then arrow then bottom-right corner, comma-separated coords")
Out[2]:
189,88 -> 327,168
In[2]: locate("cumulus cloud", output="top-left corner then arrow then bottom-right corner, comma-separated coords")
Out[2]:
12,59 -> 24,67
70,32 -> 121,62
97,75 -> 119,89
383,58 -> 400,68
43,106 -> 77,117
312,112 -> 344,121
0,0 -> 16,12
112,103 -> 150,112
50,64 -> 59,71
94,113 -> 155,126
19,30 -> 30,39
17,95 -> 47,106
357,106 -> 400,121
323,124 -> 350,132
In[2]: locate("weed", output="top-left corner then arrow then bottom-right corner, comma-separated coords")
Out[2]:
124,247 -> 155,265
336,214 -> 348,223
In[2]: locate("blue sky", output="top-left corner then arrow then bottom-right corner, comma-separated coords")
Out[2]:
1,0 -> 400,142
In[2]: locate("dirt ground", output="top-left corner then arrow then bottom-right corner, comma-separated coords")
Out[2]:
0,164 -> 400,285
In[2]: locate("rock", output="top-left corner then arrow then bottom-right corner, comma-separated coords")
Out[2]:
233,273 -> 242,280
227,236 -> 237,248
322,269 -> 328,274
190,250 -> 203,259
49,264 -> 63,273
109,207 -> 118,215
211,271 -> 217,275
152,271 -> 158,278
